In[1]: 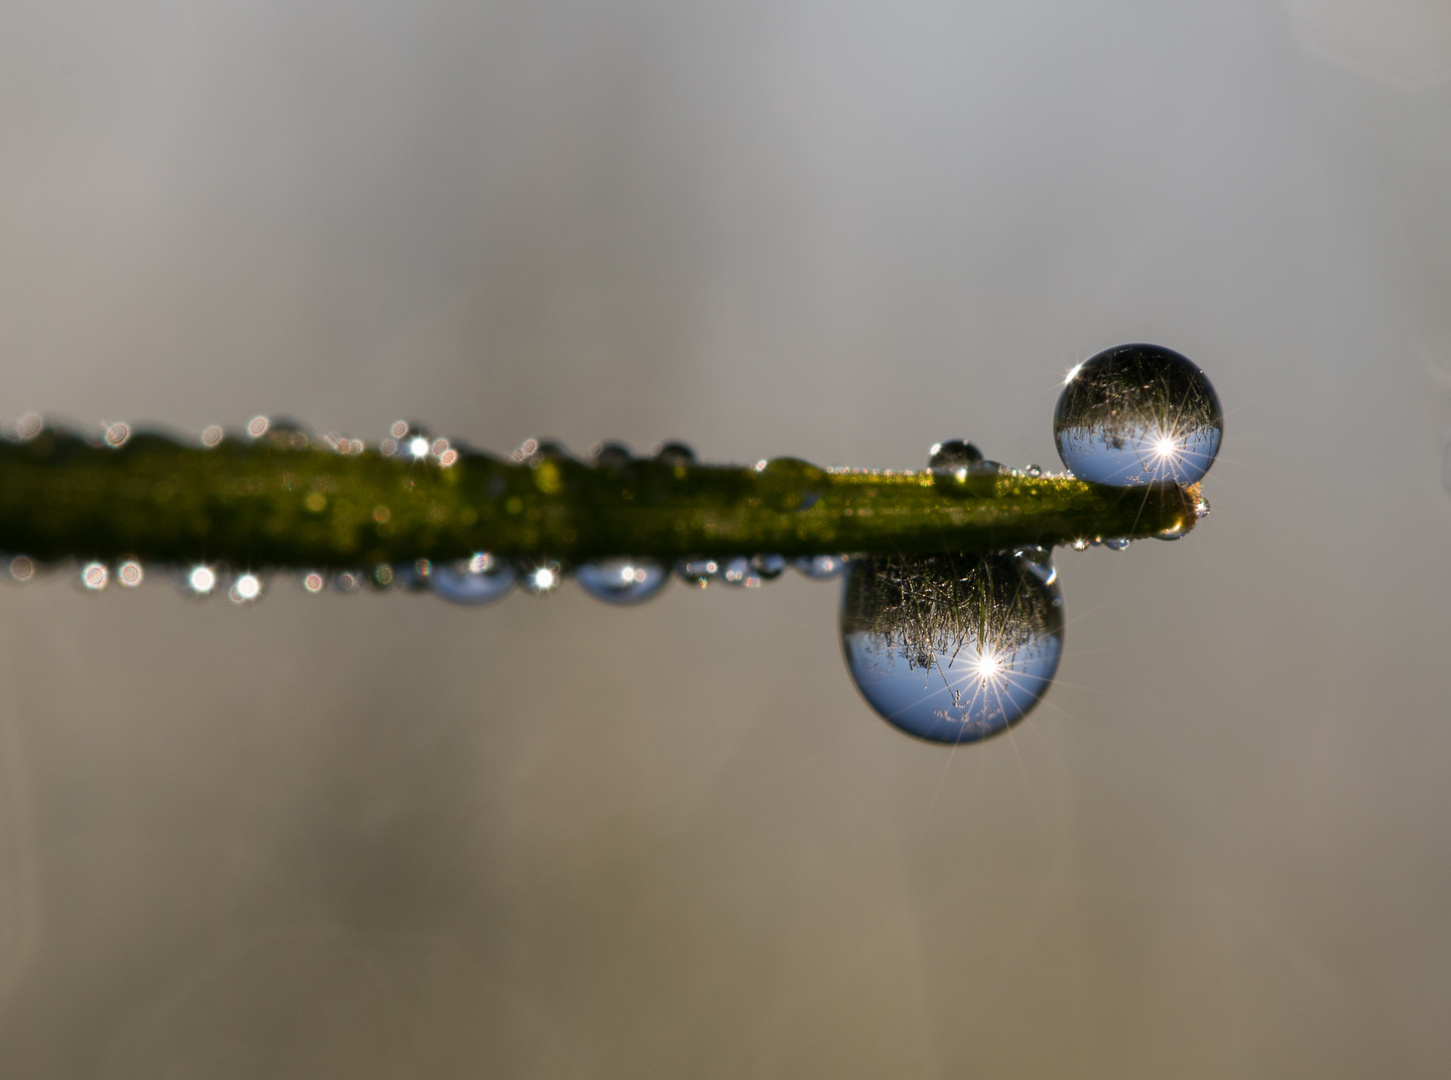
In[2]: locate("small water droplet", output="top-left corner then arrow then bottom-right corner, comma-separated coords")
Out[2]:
793,554 -> 851,580
201,425 -> 224,448
721,555 -> 763,588
186,564 -> 219,596
1055,344 -> 1223,486
229,573 -> 264,603
1194,495 -> 1211,519
117,559 -> 144,587
576,557 -> 670,604
927,440 -> 982,469
841,551 -> 1064,744
371,565 -> 395,589
15,414 -> 43,440
332,570 -> 367,594
676,557 -> 721,587
104,422 -> 130,448
1025,464 -> 1043,478
751,553 -> 788,579
1103,538 -> 1132,551
1069,539 -> 1090,551
247,416 -> 270,439
591,442 -> 634,468
652,441 -> 696,465
9,555 -> 35,583
301,571 -> 326,594
81,562 -> 108,590
428,554 -> 514,605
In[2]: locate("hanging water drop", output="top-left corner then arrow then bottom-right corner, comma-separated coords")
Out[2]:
301,571 -> 326,594
576,557 -> 670,604
1054,344 -> 1222,486
793,554 -> 851,580
229,573 -> 264,603
751,553 -> 788,580
428,553 -> 514,605
81,562 -> 109,591
117,560 -> 144,587
720,555 -> 763,588
840,550 -> 1064,744
1103,538 -> 1132,551
186,565 -> 219,596
676,557 -> 722,587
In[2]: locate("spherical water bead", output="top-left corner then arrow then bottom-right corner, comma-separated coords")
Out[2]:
1024,464 -> 1043,478
721,555 -> 763,588
1103,538 -> 1132,551
841,551 -> 1064,744
81,562 -> 109,591
751,553 -> 788,580
793,554 -> 851,580
229,573 -> 264,604
301,571 -> 327,594
590,442 -> 634,468
428,553 -> 514,605
116,560 -> 144,588
652,441 -> 696,465
576,557 -> 670,605
1055,344 -> 1222,486
927,440 -> 982,469
676,557 -> 722,588
518,559 -> 563,595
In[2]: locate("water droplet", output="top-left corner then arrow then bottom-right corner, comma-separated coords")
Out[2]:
1054,344 -> 1222,486
1194,495 -> 1211,519
332,570 -> 367,593
590,442 -> 634,468
676,557 -> 721,587
15,414 -> 42,440
201,425 -> 224,448
9,555 -> 35,583
186,564 -> 219,596
104,422 -> 130,448
652,441 -> 696,465
428,553 -> 514,605
229,573 -> 264,603
247,416 -> 270,439
81,562 -> 108,590
389,420 -> 410,440
751,553 -> 788,579
391,559 -> 432,591
927,440 -> 982,469
371,565 -> 395,589
117,560 -> 144,587
721,555 -> 763,588
840,551 -> 1064,744
576,557 -> 670,604
1069,539 -> 1091,552
1103,538 -> 1132,551
518,559 -> 563,594
1025,464 -> 1043,478
301,571 -> 326,593
793,554 -> 851,580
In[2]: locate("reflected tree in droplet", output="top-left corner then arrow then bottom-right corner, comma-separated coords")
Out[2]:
1055,343 -> 1223,486
840,550 -> 1064,744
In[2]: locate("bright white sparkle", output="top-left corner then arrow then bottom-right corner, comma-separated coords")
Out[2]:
231,573 -> 262,602
970,647 -> 1007,684
1063,363 -> 1084,386
188,566 -> 217,594
409,437 -> 431,459
532,567 -> 557,591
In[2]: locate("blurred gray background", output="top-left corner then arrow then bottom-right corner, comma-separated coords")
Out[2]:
1,1 -> 1450,1076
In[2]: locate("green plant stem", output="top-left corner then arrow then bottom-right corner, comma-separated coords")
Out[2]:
0,430 -> 1200,568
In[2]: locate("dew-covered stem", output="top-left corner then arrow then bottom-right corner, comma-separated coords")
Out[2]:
0,430 -> 1200,568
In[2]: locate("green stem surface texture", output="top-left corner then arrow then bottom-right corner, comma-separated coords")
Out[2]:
0,431 -> 1200,568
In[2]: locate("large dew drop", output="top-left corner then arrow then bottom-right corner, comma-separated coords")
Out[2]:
1055,344 -> 1222,486
840,550 -> 1064,744
576,557 -> 670,604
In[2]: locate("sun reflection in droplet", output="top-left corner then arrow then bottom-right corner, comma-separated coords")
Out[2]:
302,571 -> 326,594
229,573 -> 262,603
187,565 -> 218,595
81,562 -> 108,590
117,560 -> 144,588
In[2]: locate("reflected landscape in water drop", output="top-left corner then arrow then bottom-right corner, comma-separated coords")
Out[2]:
1055,343 -> 1223,487
840,550 -> 1064,744
428,554 -> 515,605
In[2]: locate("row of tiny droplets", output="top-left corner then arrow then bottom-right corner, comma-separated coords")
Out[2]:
0,416 -> 855,603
